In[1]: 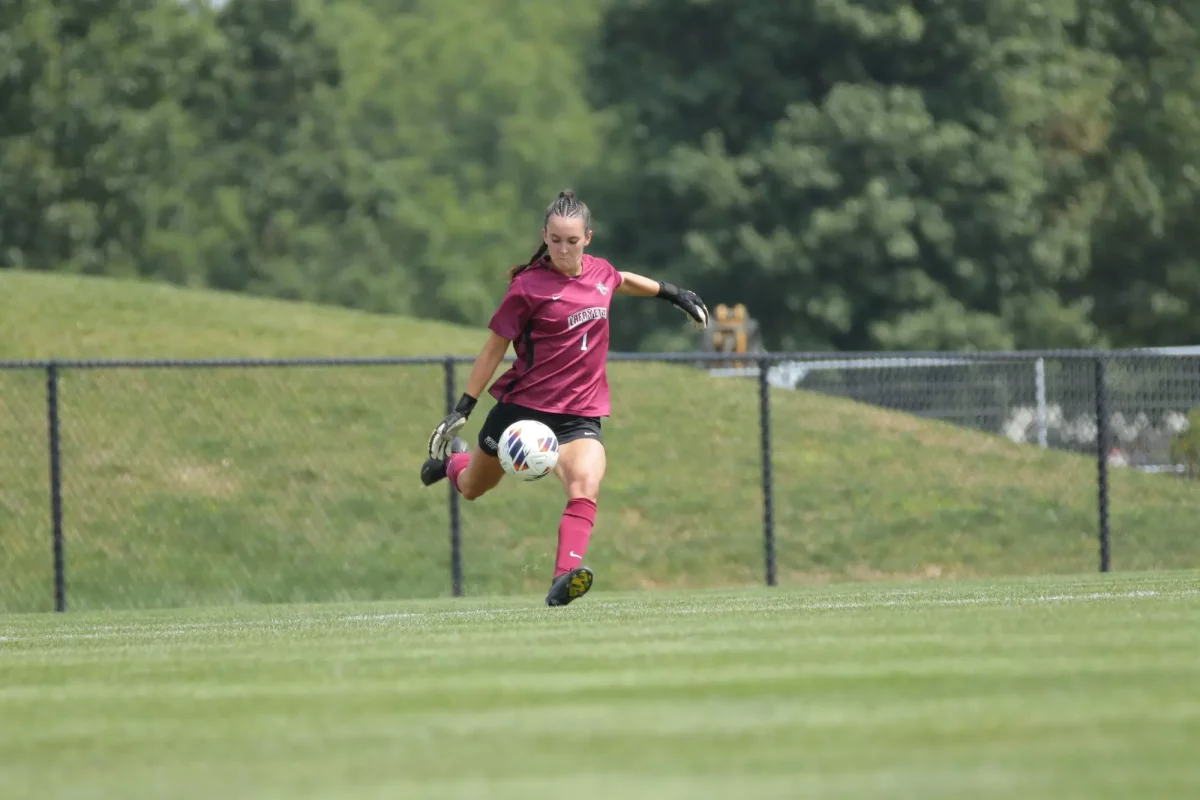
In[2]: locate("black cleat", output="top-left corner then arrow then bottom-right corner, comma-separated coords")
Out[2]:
420,437 -> 470,486
545,566 -> 593,607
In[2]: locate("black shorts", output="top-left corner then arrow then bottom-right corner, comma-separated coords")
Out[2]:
478,401 -> 603,457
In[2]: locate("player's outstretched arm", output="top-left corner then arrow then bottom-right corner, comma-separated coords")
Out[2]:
427,332 -> 511,459
616,270 -> 710,329
463,332 -> 512,400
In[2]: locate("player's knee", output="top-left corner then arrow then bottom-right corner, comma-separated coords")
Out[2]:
566,478 -> 601,503
459,464 -> 501,501
460,483 -> 488,501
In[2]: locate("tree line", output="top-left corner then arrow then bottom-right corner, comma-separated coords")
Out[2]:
2,0 -> 1198,353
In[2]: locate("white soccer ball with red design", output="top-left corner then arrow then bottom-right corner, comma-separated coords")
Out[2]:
498,420 -> 559,481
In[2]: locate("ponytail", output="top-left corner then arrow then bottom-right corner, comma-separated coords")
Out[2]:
507,243 -> 548,282
506,190 -> 592,282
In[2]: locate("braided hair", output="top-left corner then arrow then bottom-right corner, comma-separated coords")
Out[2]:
507,190 -> 593,282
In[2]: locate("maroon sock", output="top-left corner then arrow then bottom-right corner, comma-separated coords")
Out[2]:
446,452 -> 471,493
555,498 -> 597,578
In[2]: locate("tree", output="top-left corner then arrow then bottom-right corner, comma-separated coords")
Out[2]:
1,0 -> 614,326
0,0 -> 223,279
324,0 -> 614,324
588,0 -> 1118,351
1075,0 -> 1200,347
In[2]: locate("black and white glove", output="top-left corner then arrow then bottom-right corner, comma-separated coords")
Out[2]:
657,281 -> 710,329
427,393 -> 477,460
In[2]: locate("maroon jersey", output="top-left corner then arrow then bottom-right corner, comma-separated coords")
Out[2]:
487,254 -> 623,417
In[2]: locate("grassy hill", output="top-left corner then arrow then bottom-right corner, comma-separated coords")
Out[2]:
1,270 -> 1197,612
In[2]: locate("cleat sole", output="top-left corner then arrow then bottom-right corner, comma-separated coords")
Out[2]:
568,570 -> 592,599
547,566 -> 593,606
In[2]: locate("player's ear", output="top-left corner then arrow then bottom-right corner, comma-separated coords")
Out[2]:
583,229 -> 593,247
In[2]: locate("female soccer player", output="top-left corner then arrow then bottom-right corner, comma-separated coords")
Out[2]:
421,190 -> 710,607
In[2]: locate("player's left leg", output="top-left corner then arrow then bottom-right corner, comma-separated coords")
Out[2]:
544,430 -> 605,606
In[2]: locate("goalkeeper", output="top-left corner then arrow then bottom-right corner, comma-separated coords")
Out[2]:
421,190 -> 709,607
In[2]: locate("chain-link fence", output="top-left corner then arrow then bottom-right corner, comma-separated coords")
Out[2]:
2,351 -> 1198,613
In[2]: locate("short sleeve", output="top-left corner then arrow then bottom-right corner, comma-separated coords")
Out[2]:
488,282 -> 531,341
607,259 -> 624,287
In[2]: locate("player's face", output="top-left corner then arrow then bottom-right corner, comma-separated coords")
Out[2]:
543,215 -> 592,275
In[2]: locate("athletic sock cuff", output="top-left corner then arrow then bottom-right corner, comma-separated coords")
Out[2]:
564,497 -> 597,521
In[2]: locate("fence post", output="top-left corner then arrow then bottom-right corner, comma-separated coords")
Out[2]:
45,363 -> 66,612
443,358 -> 464,597
1035,357 -> 1048,448
758,356 -> 777,587
1095,357 -> 1111,573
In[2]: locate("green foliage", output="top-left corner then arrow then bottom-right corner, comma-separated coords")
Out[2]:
323,0 -> 613,324
0,0 -> 609,324
588,0 -> 1121,351
3,0 -> 1200,351
0,0 -> 224,277
1170,409 -> 1200,479
1075,0 -> 1200,347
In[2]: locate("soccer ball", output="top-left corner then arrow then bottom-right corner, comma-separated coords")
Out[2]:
498,420 -> 559,481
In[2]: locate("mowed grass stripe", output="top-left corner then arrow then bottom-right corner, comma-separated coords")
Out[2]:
2,574 -> 1200,799
3,570 -> 1197,639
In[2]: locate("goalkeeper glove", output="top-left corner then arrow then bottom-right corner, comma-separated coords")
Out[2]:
428,393 -> 477,460
657,281 -> 710,329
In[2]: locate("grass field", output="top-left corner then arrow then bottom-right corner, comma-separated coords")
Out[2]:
2,271 -> 1199,612
2,572 -> 1199,799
